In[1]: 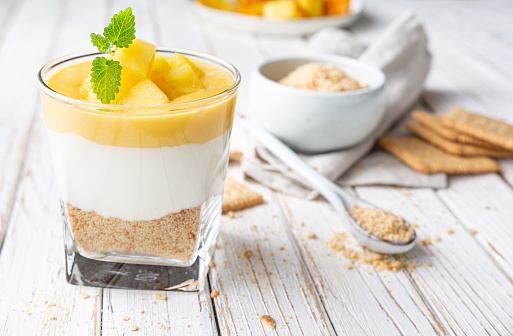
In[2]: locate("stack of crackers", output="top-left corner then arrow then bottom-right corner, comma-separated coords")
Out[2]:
379,107 -> 513,174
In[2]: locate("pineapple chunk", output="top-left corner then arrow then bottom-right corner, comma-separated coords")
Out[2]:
297,0 -> 323,17
119,79 -> 169,106
235,3 -> 266,16
198,0 -> 233,10
325,0 -> 350,15
149,53 -> 173,81
79,75 -> 129,104
168,53 -> 205,78
157,63 -> 205,100
263,0 -> 302,19
114,38 -> 156,87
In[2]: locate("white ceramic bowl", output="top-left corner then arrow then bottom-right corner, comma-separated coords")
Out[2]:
249,55 -> 386,153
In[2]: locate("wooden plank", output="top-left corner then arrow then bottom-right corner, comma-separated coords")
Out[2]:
0,119 -> 101,336
0,0 -> 18,47
0,0 -> 62,250
0,0 -> 110,334
278,194 -> 445,335
355,185 -> 513,335
102,286 -> 218,335
210,189 -> 336,335
437,174 -> 513,278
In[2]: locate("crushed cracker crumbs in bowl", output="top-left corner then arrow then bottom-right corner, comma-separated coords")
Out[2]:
279,63 -> 367,92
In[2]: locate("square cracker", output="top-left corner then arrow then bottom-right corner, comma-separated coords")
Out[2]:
411,110 -> 498,148
223,175 -> 264,213
229,149 -> 243,162
406,122 -> 513,158
378,136 -> 499,174
442,107 -> 513,150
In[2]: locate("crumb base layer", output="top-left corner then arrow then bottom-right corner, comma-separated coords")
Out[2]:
66,203 -> 201,262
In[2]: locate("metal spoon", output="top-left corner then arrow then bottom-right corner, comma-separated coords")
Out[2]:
239,118 -> 417,254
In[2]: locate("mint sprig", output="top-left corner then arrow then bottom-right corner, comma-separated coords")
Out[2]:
90,33 -> 112,54
91,58 -> 122,104
89,7 -> 136,104
103,7 -> 136,49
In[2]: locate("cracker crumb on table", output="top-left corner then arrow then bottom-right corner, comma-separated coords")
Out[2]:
243,250 -> 253,258
328,233 -> 424,273
127,324 -> 138,331
210,289 -> 219,298
78,293 -> 90,299
121,316 -> 129,321
261,315 -> 276,328
154,293 -> 166,300
306,231 -> 317,239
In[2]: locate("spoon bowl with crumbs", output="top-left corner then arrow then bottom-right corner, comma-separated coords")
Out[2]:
241,118 -> 417,254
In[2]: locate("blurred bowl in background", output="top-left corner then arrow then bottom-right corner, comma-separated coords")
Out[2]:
249,55 -> 386,154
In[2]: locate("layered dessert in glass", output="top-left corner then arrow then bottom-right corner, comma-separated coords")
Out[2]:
38,38 -> 240,291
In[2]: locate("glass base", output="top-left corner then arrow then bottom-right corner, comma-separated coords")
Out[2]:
61,193 -> 222,291
65,251 -> 206,291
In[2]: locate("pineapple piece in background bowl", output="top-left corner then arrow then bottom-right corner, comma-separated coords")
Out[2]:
198,0 -> 234,10
325,0 -> 351,15
235,1 -> 268,16
297,0 -> 323,17
263,0 -> 303,19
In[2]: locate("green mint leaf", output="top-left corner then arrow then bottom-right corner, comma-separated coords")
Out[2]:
90,57 -> 122,104
90,33 -> 113,53
103,7 -> 136,49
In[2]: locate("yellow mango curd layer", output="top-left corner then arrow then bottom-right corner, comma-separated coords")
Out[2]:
42,58 -> 235,148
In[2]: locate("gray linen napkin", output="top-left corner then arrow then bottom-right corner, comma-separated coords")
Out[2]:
242,11 -> 446,197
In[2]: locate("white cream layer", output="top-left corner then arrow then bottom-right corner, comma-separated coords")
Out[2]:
47,129 -> 229,221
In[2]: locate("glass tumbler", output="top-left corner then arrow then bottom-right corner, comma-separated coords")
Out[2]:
37,49 -> 240,291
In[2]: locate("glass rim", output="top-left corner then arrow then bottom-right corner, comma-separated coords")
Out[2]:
37,48 -> 241,115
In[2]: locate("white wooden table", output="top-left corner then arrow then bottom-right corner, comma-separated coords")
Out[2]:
1,0 -> 513,334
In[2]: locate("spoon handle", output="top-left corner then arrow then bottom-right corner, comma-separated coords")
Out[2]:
239,118 -> 353,213
240,117 -> 417,255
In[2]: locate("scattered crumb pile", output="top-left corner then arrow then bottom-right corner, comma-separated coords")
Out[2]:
328,232 -> 421,273
261,315 -> 276,329
350,205 -> 415,242
279,63 -> 366,92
